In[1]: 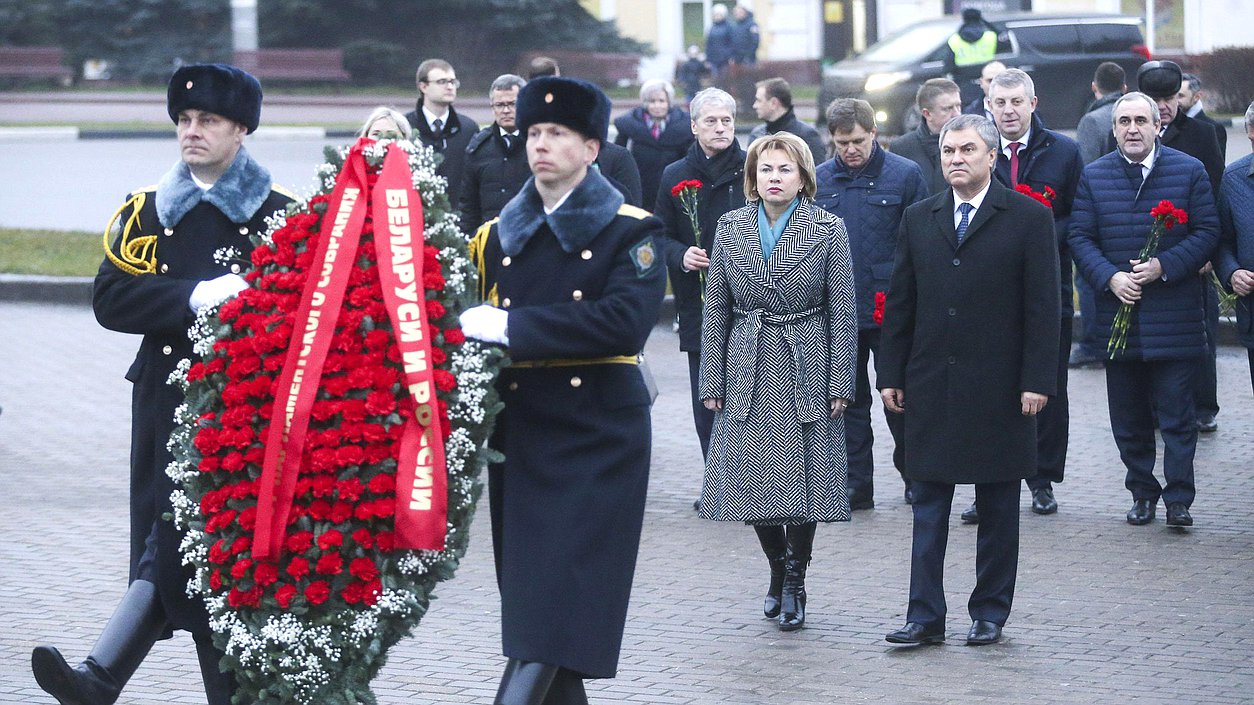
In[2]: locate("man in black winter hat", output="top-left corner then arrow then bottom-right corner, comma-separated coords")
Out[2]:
31,63 -> 292,705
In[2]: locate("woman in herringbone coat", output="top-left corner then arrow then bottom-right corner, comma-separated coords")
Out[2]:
698,132 -> 858,631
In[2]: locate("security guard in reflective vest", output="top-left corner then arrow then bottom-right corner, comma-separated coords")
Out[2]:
31,63 -> 293,705
947,8 -> 999,107
461,76 -> 666,705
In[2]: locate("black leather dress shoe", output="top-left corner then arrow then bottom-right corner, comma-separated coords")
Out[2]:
1031,487 -> 1058,515
903,485 -> 914,505
1126,499 -> 1156,525
1165,502 -> 1193,527
885,622 -> 945,645
1196,415 -> 1218,433
960,501 -> 979,524
966,620 -> 1002,645
849,496 -> 875,511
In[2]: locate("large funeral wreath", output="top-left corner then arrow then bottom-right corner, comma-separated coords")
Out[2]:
166,137 -> 502,704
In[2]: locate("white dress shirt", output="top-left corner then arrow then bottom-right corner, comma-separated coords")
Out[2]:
953,179 -> 992,229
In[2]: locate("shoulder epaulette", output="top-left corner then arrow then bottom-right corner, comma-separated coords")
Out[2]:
272,183 -> 299,201
103,190 -> 158,276
617,204 -> 652,220
469,218 -> 499,305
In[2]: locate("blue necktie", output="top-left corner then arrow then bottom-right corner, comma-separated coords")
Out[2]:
956,202 -> 973,243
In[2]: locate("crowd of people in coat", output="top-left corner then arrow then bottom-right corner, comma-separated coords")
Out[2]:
31,39 -> 1252,705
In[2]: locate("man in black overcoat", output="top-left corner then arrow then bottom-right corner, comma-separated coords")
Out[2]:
31,64 -> 293,705
461,76 -> 666,704
405,58 -> 479,210
459,73 -> 530,235
879,114 -> 1060,647
653,87 -> 747,478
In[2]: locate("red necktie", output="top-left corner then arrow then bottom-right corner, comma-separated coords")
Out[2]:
1008,142 -> 1022,187
651,122 -> 660,139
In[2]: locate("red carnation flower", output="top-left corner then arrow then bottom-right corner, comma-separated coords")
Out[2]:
230,537 -> 251,555
274,584 -> 298,609
315,553 -> 344,576
317,529 -> 344,550
350,557 -> 380,582
286,556 -> 311,581
442,328 -> 465,345
254,562 -> 279,587
209,569 -> 223,591
351,528 -> 375,549
285,531 -> 314,553
305,581 -> 331,605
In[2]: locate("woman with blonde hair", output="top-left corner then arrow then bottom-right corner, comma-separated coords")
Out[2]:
698,131 -> 857,631
357,107 -> 412,140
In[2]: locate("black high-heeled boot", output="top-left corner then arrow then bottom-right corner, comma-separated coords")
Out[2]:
779,522 -> 817,632
494,658 -> 560,705
31,580 -> 168,705
542,668 -> 589,705
753,525 -> 787,618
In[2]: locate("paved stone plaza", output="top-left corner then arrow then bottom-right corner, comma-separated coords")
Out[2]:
1,300 -> 1251,704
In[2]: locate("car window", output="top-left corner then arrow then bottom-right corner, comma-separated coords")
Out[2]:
1012,24 -> 1081,55
1078,23 -> 1143,53
859,22 -> 956,63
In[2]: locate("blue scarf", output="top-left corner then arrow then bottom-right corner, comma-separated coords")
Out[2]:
758,197 -> 799,260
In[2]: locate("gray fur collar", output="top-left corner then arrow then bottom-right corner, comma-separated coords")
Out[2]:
497,169 -> 625,257
155,146 -> 273,227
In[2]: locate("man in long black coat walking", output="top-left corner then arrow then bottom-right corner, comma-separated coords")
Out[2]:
32,63 -> 293,705
879,114 -> 1060,647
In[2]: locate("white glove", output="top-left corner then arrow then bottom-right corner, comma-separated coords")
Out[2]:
189,273 -> 248,313
458,304 -> 509,345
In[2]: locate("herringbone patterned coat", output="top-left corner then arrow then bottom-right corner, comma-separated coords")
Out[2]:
698,200 -> 857,524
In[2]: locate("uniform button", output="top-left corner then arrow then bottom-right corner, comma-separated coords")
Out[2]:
230,263 -> 241,274
163,227 -> 174,236
948,307 -> 956,316
160,263 -> 169,274
162,345 -> 173,355
580,249 -> 592,260
952,258 -> 960,266
502,297 -> 511,308
502,256 -> 512,267
508,382 -> 519,391
869,181 -> 875,186
948,356 -> 956,365
569,376 -> 582,388
572,289 -> 583,301
238,226 -> 249,235
881,199 -> 888,204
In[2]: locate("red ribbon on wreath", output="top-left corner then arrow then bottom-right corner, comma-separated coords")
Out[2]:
254,142 -> 448,561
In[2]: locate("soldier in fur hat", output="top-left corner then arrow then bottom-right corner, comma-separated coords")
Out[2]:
31,63 -> 293,705
462,76 -> 666,705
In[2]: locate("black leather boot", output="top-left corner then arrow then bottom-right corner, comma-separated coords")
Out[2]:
779,522 -> 816,632
542,668 -> 589,705
32,580 -> 167,705
494,658 -> 560,705
753,525 -> 787,618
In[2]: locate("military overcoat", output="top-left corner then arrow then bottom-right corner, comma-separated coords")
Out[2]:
472,170 -> 666,678
93,149 -> 291,634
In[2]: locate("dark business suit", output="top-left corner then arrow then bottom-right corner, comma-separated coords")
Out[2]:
878,177 -> 1060,629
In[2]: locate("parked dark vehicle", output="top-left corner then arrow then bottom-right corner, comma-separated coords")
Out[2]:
818,13 -> 1149,135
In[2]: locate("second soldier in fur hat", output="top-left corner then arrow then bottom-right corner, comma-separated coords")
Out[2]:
31,63 -> 292,705
460,76 -> 666,704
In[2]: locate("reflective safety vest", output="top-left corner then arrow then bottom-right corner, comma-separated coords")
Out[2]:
948,30 -> 997,67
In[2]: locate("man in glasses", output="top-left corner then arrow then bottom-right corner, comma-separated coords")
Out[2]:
405,58 -> 479,208
459,73 -> 530,235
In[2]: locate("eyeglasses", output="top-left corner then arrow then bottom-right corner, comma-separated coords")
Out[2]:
425,78 -> 460,88
491,101 -> 517,111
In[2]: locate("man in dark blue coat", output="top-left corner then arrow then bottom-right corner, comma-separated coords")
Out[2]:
405,58 -> 480,210
1069,92 -> 1220,528
969,68 -> 1083,520
462,76 -> 666,704
32,63 -> 293,705
892,78 -> 963,196
730,3 -> 760,65
815,98 -> 928,509
705,4 -> 736,80
613,79 -> 694,212
880,114 -> 1060,647
1215,102 -> 1254,392
654,87 -> 747,467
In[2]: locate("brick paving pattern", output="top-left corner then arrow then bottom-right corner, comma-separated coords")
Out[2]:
1,301 -> 1251,704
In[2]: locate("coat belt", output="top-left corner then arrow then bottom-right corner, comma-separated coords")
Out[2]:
726,305 -> 822,421
511,354 -> 640,369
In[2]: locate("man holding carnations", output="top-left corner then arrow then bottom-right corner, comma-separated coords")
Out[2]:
653,87 -> 746,481
30,64 -> 292,705
1069,92 -> 1220,528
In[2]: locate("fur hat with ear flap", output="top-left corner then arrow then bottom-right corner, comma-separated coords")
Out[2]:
167,63 -> 264,133
515,76 -> 611,143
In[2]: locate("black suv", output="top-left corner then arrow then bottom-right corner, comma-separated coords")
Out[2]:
818,13 -> 1149,134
